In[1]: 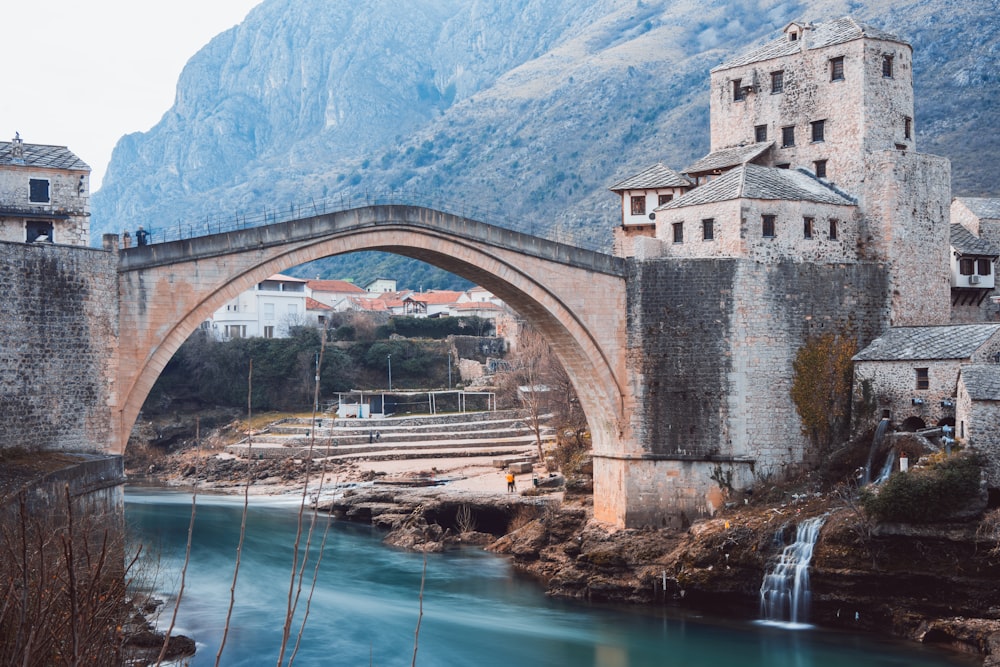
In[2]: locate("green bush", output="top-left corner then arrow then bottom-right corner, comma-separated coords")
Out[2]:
860,452 -> 983,523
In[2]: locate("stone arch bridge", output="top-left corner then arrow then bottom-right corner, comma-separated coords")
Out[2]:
116,204 -> 642,523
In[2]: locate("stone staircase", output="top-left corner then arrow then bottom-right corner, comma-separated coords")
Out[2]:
226,409 -> 550,463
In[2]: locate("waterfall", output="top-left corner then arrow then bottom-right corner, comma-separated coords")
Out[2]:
861,418 -> 891,485
759,516 -> 826,627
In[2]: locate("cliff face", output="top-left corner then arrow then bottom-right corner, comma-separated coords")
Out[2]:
93,0 -> 1000,285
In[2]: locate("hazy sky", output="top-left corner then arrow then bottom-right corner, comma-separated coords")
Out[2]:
1,0 -> 262,189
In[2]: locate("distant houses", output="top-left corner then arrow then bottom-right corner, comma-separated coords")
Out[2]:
201,274 -> 508,340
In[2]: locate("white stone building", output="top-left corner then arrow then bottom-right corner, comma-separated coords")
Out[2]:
0,134 -> 90,246
206,274 -> 308,339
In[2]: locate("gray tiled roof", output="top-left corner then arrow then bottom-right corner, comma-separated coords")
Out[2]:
0,141 -> 89,171
713,17 -> 907,72
960,364 -> 1000,401
853,324 -> 1000,362
609,163 -> 692,191
657,163 -> 854,210
955,197 -> 1000,221
683,142 -> 771,175
951,224 -> 1000,257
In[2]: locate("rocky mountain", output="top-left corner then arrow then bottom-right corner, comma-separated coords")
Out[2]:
92,0 -> 1000,288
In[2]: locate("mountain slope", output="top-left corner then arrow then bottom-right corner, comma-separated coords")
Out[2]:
92,0 -> 1000,288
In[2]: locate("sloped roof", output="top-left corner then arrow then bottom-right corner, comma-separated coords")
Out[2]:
683,142 -> 772,175
960,364 -> 1000,401
266,273 -> 307,282
307,279 -> 366,294
713,17 -> 907,72
0,140 -> 90,171
951,224 -> 1000,257
348,296 -> 389,311
407,290 -> 464,305
658,164 -> 854,210
853,324 -> 1000,361
609,163 -> 692,191
305,297 -> 332,311
955,197 -> 1000,221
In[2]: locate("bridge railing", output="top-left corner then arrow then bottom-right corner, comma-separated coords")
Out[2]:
138,191 -> 611,252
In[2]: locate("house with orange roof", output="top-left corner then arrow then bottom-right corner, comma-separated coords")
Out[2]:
306,278 -> 367,312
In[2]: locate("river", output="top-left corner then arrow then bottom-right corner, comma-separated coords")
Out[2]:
126,489 -> 977,667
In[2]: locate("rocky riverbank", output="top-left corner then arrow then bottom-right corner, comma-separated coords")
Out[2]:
128,415 -> 1000,666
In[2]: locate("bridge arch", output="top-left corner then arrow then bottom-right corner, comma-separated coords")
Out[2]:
116,205 -> 630,469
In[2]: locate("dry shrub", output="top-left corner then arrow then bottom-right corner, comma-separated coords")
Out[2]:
0,488 -> 150,666
455,504 -> 476,533
506,505 -> 540,533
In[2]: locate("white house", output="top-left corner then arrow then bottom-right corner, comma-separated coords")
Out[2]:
207,274 -> 308,339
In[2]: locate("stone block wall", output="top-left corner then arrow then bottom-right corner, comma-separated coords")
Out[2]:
710,35 -> 913,195
0,242 -> 118,454
854,359 -> 959,430
619,255 -> 890,525
957,380 -> 1000,487
860,151 -> 952,325
0,166 -> 90,246
655,198 -> 859,263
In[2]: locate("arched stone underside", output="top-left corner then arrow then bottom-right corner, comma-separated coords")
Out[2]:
116,206 -> 632,493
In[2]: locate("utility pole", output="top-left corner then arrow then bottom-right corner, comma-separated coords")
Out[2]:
447,350 -> 452,389
387,354 -> 392,391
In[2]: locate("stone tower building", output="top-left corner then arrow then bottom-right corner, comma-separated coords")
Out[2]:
602,18 -> 957,528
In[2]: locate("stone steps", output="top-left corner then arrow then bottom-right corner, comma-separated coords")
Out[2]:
226,409 -> 548,462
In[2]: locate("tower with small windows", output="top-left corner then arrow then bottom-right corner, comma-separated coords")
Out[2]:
602,18 -> 959,528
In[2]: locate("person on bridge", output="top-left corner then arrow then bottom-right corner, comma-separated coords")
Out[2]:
122,230 -> 131,248
135,226 -> 149,246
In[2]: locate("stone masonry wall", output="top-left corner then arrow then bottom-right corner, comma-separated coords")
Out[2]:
860,151 -> 952,325
854,359 -> 960,430
620,256 -> 890,527
0,165 -> 90,246
0,242 -> 118,453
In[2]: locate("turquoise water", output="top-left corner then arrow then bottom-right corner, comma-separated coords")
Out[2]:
126,489 -> 976,667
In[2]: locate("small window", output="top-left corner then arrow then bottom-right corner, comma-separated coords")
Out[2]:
811,119 -> 825,143
814,159 -> 828,178
829,219 -> 839,240
977,258 -> 993,275
672,222 -> 684,243
882,54 -> 894,78
754,124 -> 768,142
762,214 -> 776,238
29,178 -> 50,203
904,116 -> 912,140
264,326 -> 275,339
630,195 -> 646,216
771,70 -> 784,94
781,126 -> 795,147
733,79 -> 746,101
776,163 -> 791,169
803,217 -> 814,239
658,194 -> 673,206
830,56 -> 845,81
702,218 -> 714,241
26,220 -> 53,243
915,367 -> 929,390
959,258 -> 975,275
